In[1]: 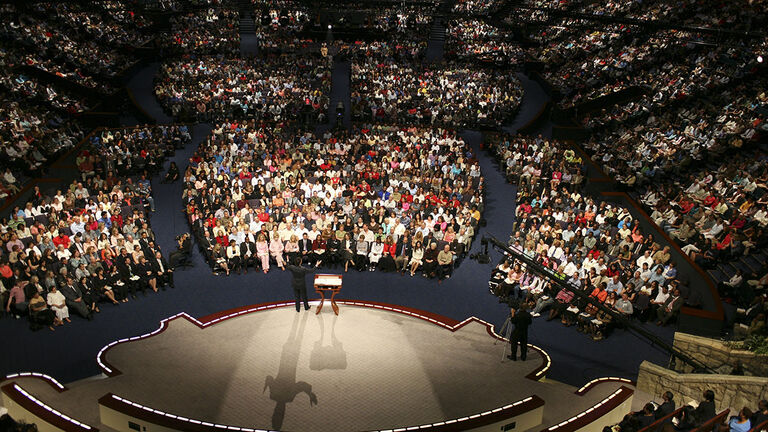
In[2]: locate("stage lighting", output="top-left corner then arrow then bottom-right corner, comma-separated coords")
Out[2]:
328,24 -> 332,30
758,55 -> 764,63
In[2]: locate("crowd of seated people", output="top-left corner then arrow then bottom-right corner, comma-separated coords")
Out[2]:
350,42 -> 523,128
636,147 -> 768,309
611,390 -> 768,432
34,2 -> 153,50
182,121 -> 484,281
369,6 -> 432,37
446,19 -> 524,66
487,134 -> 695,339
153,55 -> 330,123
452,0 -> 503,15
0,46 -> 86,201
0,175 -> 171,330
162,7 -> 240,56
584,75 -> 767,189
82,124 -> 192,180
0,125 -> 190,331
0,3 -> 142,94
251,0 -> 314,54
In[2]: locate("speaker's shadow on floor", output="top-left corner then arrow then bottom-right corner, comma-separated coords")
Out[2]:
263,312 -> 318,430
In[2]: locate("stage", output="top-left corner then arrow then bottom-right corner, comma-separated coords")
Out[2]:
2,302 -> 635,432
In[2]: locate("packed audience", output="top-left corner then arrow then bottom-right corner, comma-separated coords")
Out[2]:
452,0 -> 503,14
154,55 -> 330,122
0,3 -> 140,93
83,125 -> 192,180
0,46 -> 86,200
182,121 -> 484,280
351,44 -> 523,128
162,7 -> 240,56
252,0 -> 313,53
446,19 -> 524,65
488,133 -> 695,340
34,2 -> 153,49
0,127 -> 189,331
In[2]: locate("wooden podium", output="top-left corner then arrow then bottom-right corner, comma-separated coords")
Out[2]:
314,274 -> 342,315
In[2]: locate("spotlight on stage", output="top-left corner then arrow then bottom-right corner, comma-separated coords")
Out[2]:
328,24 -> 332,30
758,55 -> 764,63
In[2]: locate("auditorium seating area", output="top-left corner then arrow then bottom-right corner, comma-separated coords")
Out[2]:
487,133 -> 695,339
0,1 -> 767,431
0,123 -> 191,329
182,122 -> 483,278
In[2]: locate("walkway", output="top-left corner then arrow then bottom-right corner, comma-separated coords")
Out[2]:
238,0 -> 259,57
126,62 -> 173,124
319,59 -> 351,132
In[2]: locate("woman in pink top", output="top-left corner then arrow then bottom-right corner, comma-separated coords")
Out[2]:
269,236 -> 286,271
256,233 -> 270,273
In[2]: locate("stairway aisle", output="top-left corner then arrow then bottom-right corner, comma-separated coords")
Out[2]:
425,14 -> 447,63
319,59 -> 352,133
238,0 -> 259,57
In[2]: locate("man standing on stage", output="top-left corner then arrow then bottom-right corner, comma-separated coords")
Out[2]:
508,304 -> 532,361
285,258 -> 314,312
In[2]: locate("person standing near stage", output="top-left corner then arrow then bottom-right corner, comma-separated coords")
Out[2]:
507,304 -> 532,361
285,258 -> 315,312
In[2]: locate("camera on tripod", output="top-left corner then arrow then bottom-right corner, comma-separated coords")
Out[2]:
470,237 -> 491,263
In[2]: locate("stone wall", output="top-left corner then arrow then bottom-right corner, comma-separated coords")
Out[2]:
673,332 -> 768,376
636,361 -> 768,411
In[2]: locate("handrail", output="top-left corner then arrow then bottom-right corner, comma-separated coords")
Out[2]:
638,407 -> 684,432
692,409 -> 730,432
748,419 -> 768,432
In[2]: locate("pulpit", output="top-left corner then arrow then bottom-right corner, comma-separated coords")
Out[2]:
314,274 -> 342,315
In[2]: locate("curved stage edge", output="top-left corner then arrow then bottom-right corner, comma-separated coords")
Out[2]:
2,301 -> 636,432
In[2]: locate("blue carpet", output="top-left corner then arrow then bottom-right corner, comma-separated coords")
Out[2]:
319,60 -> 351,132
0,59 -> 673,389
126,62 -> 173,125
503,72 -> 551,135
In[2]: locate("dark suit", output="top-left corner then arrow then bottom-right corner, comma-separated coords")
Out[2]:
695,400 -> 716,422
298,239 -> 313,265
151,256 -> 174,288
394,240 -> 412,271
285,264 -> 315,312
59,283 -> 90,318
656,295 -> 682,325
655,400 -> 675,419
509,309 -> 532,360
240,241 -> 257,269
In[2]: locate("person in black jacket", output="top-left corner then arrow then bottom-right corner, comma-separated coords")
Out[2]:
59,276 -> 91,320
655,391 -> 676,419
285,258 -> 315,312
695,390 -> 716,423
507,303 -> 532,361
151,251 -> 174,289
394,232 -> 412,273
169,233 -> 192,268
240,239 -> 257,271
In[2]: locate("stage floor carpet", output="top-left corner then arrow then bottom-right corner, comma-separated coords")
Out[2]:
5,303 -> 630,432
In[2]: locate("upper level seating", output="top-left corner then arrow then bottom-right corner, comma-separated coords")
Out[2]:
446,19 -> 525,65
153,55 -> 330,122
0,3 -> 143,94
350,43 -> 523,128
162,7 -> 240,56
